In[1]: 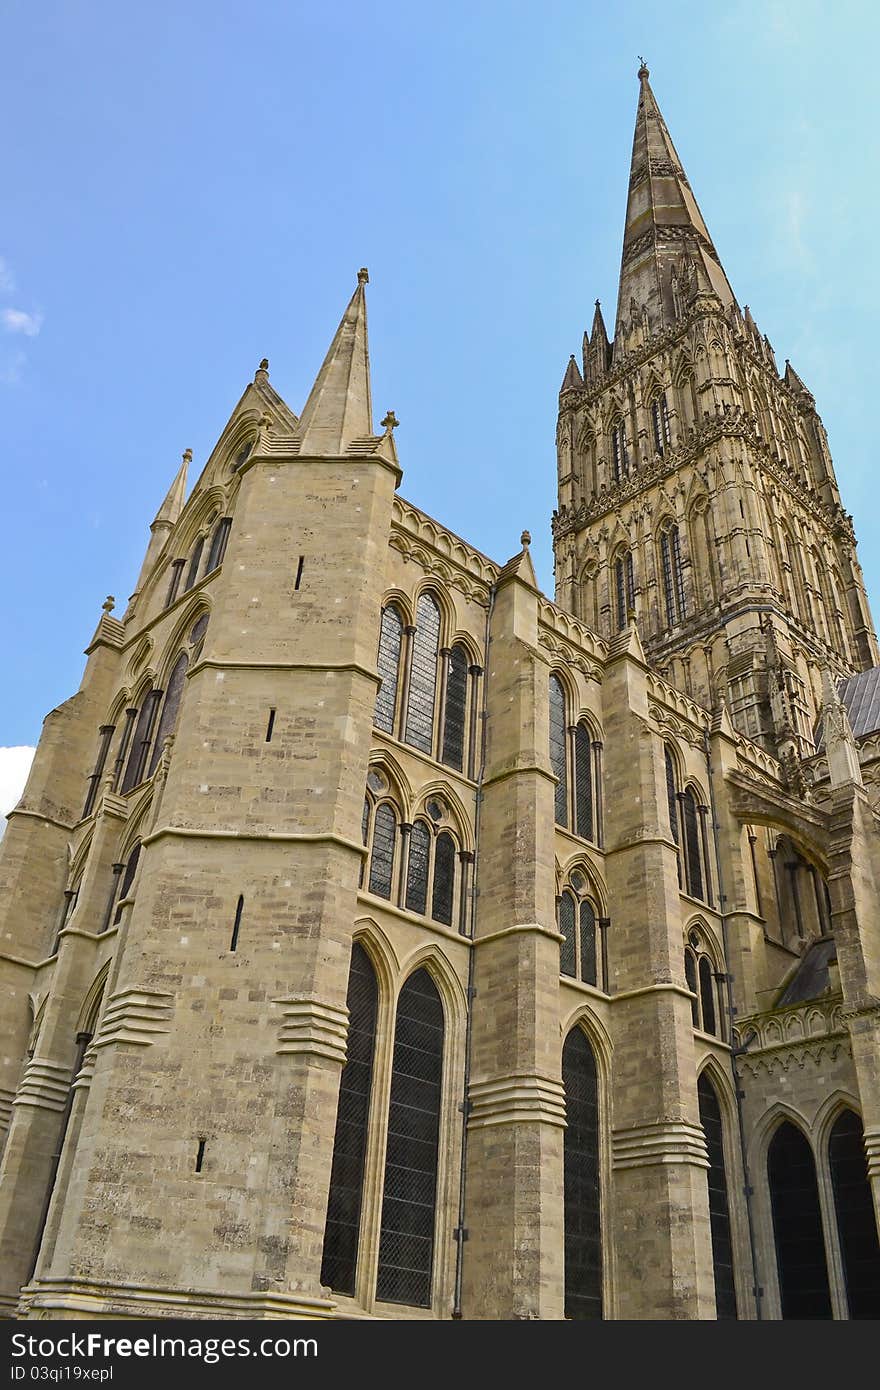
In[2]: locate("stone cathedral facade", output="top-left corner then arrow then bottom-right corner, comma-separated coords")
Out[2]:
2,67 -> 880,1321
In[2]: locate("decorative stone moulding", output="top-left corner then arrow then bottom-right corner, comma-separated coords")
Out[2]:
273,998 -> 349,1067
611,1120 -> 709,1171
93,988 -> 175,1048
12,1058 -> 71,1113
467,1073 -> 567,1130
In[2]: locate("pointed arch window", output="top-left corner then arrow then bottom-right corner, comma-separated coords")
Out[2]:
611,419 -> 628,482
682,788 -> 704,900
659,521 -> 686,626
685,930 -> 719,1035
651,393 -> 671,455
183,535 -> 204,593
205,516 -> 232,574
440,644 -> 469,772
614,550 -> 635,631
146,652 -> 188,778
82,723 -> 116,818
697,1074 -> 737,1318
375,604 -> 404,735
404,821 -> 458,928
549,674 -> 569,826
368,803 -> 398,900
562,1027 -> 602,1319
768,1121 -> 832,1318
828,1109 -> 880,1318
120,688 -> 162,793
404,593 -> 441,753
574,722 -> 594,841
558,874 -> 602,988
376,968 -> 444,1307
320,942 -> 379,1296
111,841 -> 142,927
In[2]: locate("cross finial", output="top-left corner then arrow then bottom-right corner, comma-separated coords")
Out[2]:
381,410 -> 399,433
102,595 -> 115,614
638,56 -> 649,80
183,447 -> 193,463
357,267 -> 369,286
520,530 -> 531,549
259,357 -> 269,371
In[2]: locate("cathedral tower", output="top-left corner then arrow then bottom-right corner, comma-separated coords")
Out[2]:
553,64 -> 878,764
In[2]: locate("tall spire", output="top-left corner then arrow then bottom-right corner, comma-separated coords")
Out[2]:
152,448 -> 190,529
297,268 -> 374,454
614,63 -> 736,354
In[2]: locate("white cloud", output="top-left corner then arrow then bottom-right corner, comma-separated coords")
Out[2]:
2,307 -> 42,337
0,746 -> 36,838
0,257 -> 14,294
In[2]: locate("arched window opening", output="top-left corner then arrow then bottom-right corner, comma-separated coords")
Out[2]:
562,1027 -> 602,1319
574,722 -> 594,841
559,891 -> 576,978
651,394 -> 671,455
441,645 -> 469,772
698,1074 -> 737,1318
359,797 -> 371,889
121,688 -> 162,793
82,723 -> 116,818
681,788 -> 708,902
611,420 -> 628,482
205,517 -> 232,574
183,535 -> 204,593
189,613 -> 209,663
665,745 -> 680,849
614,550 -> 635,631
659,522 -> 686,626
829,1110 -> 880,1318
405,822 -> 431,916
432,832 -> 456,927
368,804 -> 397,900
404,593 -> 441,753
374,604 -> 404,735
320,942 -> 379,1296
686,931 -> 719,1036
558,874 -> 602,988
376,969 -> 444,1308
549,675 -> 568,827
768,1121 -> 832,1318
112,842 -> 142,927
146,651 -> 189,779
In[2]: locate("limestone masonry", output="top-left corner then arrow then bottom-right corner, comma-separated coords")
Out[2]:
2,67 -> 879,1320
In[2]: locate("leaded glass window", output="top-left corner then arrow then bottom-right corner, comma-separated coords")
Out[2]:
559,891 -> 576,977
206,517 -> 232,573
432,833 -> 456,927
562,1028 -> 602,1319
146,652 -> 188,778
683,789 -> 704,900
651,394 -> 671,454
376,969 -> 444,1307
441,645 -> 468,771
574,722 -> 593,841
320,942 -> 378,1295
121,689 -> 162,793
579,900 -> 597,986
368,804 -> 397,900
829,1110 -> 880,1318
550,675 -> 568,827
698,1074 -> 737,1318
404,594 -> 441,753
375,605 -> 404,734
112,842 -> 141,926
183,536 -> 204,593
698,954 -> 716,1036
405,822 -> 431,916
768,1122 -> 832,1318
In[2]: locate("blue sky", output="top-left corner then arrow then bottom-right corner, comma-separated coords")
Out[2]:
2,0 -> 879,807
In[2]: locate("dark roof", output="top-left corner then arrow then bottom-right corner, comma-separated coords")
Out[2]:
838,668 -> 880,738
776,937 -> 837,1007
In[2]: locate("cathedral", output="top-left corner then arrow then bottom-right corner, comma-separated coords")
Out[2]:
2,65 -> 880,1321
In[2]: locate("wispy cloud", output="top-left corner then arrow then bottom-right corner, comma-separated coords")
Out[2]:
2,307 -> 42,337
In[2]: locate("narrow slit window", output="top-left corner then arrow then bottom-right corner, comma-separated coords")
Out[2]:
265,708 -> 276,742
230,895 -> 244,952
195,1139 -> 206,1173
295,556 -> 305,590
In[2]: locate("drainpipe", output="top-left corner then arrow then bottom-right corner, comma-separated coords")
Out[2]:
703,729 -> 763,1320
452,582 -> 495,1318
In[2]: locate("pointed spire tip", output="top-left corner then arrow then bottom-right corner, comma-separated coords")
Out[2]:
357,267 -> 369,286
637,56 -> 649,80
182,448 -> 192,462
